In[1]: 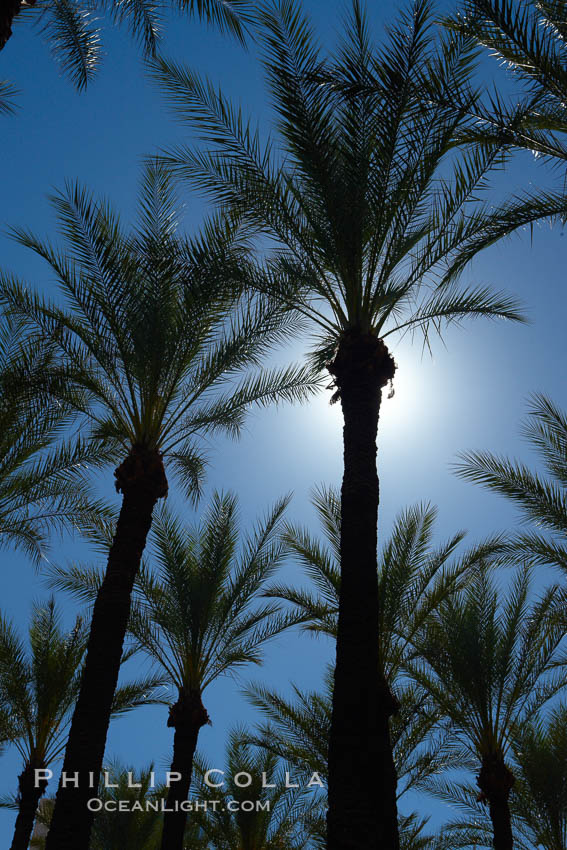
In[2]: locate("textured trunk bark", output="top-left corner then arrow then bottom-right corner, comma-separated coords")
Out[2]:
10,762 -> 47,850
326,331 -> 399,850
477,755 -> 515,850
44,445 -> 168,850
160,689 -> 210,850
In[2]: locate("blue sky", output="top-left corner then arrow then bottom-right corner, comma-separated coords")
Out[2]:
1,0 -> 566,842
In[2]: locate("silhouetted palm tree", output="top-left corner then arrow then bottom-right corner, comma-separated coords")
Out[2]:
456,393 -> 567,578
249,487 -> 504,843
441,704 -> 567,849
189,729 -> 320,849
0,161 -> 316,850
29,760 -> 169,849
49,493 -> 301,850
133,496 -> 300,850
0,598 -> 164,850
152,2 -> 526,843
409,563 -> 566,850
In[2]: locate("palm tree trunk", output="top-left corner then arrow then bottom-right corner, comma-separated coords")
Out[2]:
44,445 -> 168,850
326,331 -> 399,850
161,689 -> 210,850
10,762 -> 48,850
478,755 -> 515,850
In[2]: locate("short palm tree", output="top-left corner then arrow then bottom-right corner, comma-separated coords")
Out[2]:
53,493 -> 302,850
0,598 -> 164,850
456,393 -> 567,577
408,562 -> 567,850
0,319 -> 109,564
29,760 -> 167,850
152,2 -> 525,844
130,495 -> 300,850
0,162 -> 316,850
189,729 -> 319,850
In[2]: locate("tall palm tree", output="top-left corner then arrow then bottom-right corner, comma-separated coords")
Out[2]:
0,598 -> 164,850
151,2 -> 526,844
1,0 -> 251,100
408,562 -> 567,850
189,730 -> 320,850
0,162 -> 317,850
0,319 -> 110,564
456,393 -> 567,577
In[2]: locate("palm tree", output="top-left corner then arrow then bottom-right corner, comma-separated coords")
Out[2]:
247,488 -> 503,840
133,496 -> 302,850
440,704 -> 567,849
1,0 -> 251,100
263,486 -> 501,782
151,2 -> 526,844
0,319 -> 110,564
51,493 -> 303,850
29,760 -> 169,850
0,598 -> 164,850
0,162 -> 317,850
245,674 -> 457,842
408,562 -> 567,850
189,729 -> 320,850
456,393 -> 567,577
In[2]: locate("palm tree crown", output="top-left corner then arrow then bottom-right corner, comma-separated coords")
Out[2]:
268,485 -> 502,683
1,164 -> 314,495
131,492 -> 295,697
188,731 -> 319,849
154,0 -> 524,362
447,0 -> 567,163
409,562 -> 567,850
